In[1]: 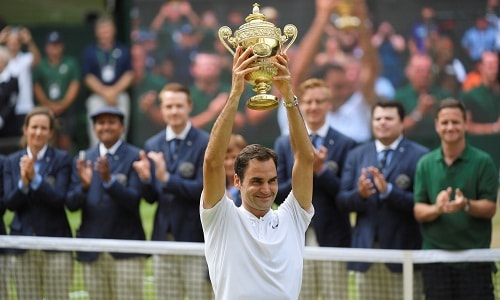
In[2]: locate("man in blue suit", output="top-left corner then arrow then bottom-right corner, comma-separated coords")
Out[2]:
67,106 -> 146,300
337,100 -> 428,300
133,82 -> 211,299
274,78 -> 356,299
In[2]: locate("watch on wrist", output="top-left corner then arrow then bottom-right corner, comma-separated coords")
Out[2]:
464,198 -> 471,213
282,95 -> 298,108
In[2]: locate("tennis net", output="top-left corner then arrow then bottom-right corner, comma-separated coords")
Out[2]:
0,236 -> 499,300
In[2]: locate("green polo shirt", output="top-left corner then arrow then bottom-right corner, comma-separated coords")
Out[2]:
33,56 -> 80,102
460,84 -> 500,169
395,85 -> 450,149
414,145 -> 498,250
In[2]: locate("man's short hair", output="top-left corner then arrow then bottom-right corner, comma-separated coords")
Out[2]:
160,82 -> 192,104
373,100 -> 406,121
234,144 -> 278,180
298,78 -> 332,100
436,98 -> 466,121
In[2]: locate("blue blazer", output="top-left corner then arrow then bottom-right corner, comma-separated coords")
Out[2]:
66,142 -> 146,262
337,138 -> 428,272
3,147 -> 72,252
143,127 -> 209,242
275,127 -> 357,247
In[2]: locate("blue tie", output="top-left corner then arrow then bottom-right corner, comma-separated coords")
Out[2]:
170,139 -> 181,156
378,149 -> 392,170
310,134 -> 321,149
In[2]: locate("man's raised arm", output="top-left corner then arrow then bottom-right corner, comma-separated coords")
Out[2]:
202,47 -> 258,208
274,54 -> 315,211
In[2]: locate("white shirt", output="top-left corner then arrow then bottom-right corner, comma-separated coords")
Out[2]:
6,52 -> 34,114
327,91 -> 372,143
200,192 -> 314,300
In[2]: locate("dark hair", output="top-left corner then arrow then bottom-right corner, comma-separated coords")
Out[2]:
372,100 -> 406,121
160,82 -> 192,104
234,144 -> 278,180
21,106 -> 57,147
436,98 -> 466,121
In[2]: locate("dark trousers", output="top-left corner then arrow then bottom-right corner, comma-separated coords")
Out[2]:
422,262 -> 494,300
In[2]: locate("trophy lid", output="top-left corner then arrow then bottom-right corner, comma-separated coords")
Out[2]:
240,3 -> 276,30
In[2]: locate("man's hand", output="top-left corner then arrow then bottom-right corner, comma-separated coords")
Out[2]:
417,93 -> 435,115
133,150 -> 152,182
272,53 -> 294,100
147,151 -> 168,183
230,47 -> 259,98
445,188 -> 468,213
77,158 -> 93,190
367,166 -> 388,194
435,187 -> 451,214
357,168 -> 375,198
95,156 -> 111,183
312,146 -> 327,174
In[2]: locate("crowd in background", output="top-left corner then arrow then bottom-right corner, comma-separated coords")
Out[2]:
0,0 -> 499,299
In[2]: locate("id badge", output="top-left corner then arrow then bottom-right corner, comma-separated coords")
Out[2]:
101,65 -> 115,82
49,83 -> 61,100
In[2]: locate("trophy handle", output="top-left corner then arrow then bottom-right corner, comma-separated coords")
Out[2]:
218,26 -> 236,56
282,24 -> 298,53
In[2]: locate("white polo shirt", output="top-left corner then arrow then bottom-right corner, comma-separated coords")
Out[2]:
200,192 -> 314,300
6,52 -> 34,115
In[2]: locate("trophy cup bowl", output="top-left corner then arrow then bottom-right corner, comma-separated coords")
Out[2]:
218,3 -> 297,110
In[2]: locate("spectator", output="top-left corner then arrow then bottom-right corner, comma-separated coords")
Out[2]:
133,83 -> 212,299
200,46 -> 314,299
460,15 -> 496,68
150,0 -> 200,55
408,6 -> 440,55
372,21 -> 406,89
432,36 -> 466,97
3,107 -> 73,299
460,51 -> 500,168
414,98 -> 497,300
0,46 -> 19,138
82,16 -> 133,147
338,101 -> 428,300
129,44 -> 166,147
289,0 -> 378,144
0,26 -> 41,137
165,23 -> 202,87
395,53 -> 451,149
189,52 -> 245,132
66,106 -> 146,300
198,9 -> 220,52
224,133 -> 247,207
0,154 -> 8,300
33,31 -> 80,152
275,78 -> 356,299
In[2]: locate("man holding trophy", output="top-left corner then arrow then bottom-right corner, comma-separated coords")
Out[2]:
201,43 -> 315,299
